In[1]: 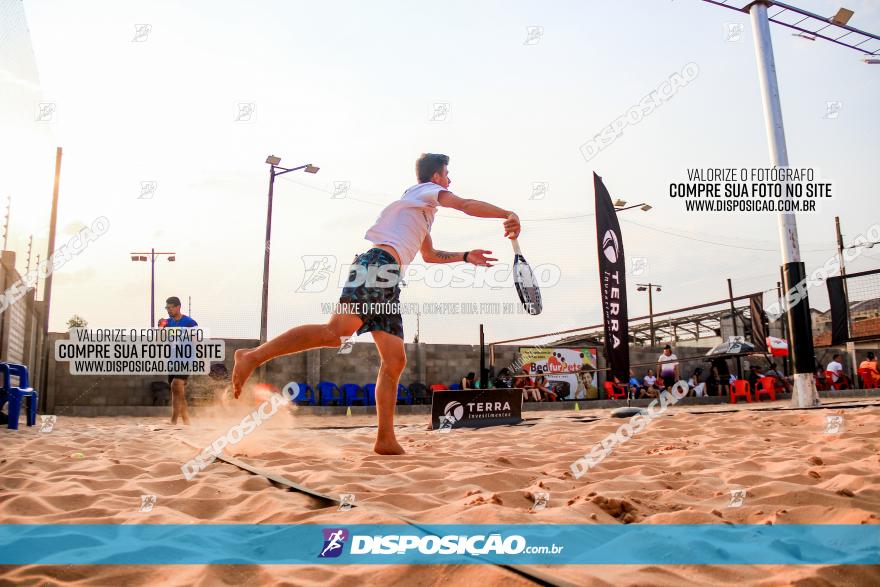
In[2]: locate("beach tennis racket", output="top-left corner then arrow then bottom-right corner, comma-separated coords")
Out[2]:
511,238 -> 542,315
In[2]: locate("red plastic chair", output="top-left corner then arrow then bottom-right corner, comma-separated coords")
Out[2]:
730,379 -> 752,404
857,368 -> 879,389
825,370 -> 846,391
603,381 -> 627,400
430,384 -> 447,393
754,376 -> 777,402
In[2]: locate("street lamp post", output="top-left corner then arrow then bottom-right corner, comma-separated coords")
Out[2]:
260,156 -> 319,345
636,283 -> 662,346
614,200 -> 653,345
131,249 -> 176,326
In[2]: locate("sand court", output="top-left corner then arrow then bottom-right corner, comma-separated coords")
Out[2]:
1,399 -> 878,585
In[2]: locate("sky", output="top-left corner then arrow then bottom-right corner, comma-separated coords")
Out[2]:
2,0 -> 879,345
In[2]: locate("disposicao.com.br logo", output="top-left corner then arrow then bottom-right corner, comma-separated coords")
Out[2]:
319,528 -> 564,559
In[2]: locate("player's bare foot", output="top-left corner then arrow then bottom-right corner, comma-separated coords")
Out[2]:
373,436 -> 405,455
232,348 -> 258,398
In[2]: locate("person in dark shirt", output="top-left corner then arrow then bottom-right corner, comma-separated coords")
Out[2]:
747,365 -> 764,391
161,296 -> 197,425
492,367 -> 513,389
711,358 -> 731,396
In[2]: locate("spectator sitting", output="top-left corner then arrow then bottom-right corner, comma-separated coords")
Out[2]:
514,373 -> 541,401
643,369 -> 658,390
534,375 -> 557,401
859,352 -> 879,387
826,354 -> 849,389
688,368 -> 706,397
765,362 -> 792,393
627,369 -> 642,399
747,365 -> 764,390
493,368 -> 513,389
815,362 -> 827,388
639,371 -> 662,399
461,372 -> 476,389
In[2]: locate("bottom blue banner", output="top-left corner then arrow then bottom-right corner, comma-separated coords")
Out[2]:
0,524 -> 876,565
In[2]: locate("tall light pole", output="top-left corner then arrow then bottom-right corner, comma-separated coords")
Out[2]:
749,1 -> 820,407
636,283 -> 662,346
260,156 -> 319,344
130,249 -> 176,326
700,1 -> 879,405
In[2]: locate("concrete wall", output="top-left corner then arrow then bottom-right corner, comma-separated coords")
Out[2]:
0,251 -> 47,394
45,335 -> 527,410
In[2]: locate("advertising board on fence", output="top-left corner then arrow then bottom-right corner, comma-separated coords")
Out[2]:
518,347 -> 599,400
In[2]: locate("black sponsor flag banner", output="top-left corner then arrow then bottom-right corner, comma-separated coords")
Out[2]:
826,276 -> 849,345
750,293 -> 768,352
594,173 -> 630,383
430,389 -> 523,429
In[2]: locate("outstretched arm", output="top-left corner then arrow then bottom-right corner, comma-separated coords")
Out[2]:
419,232 -> 497,266
437,190 -> 520,239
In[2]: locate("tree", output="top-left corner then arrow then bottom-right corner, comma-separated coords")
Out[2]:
66,314 -> 88,329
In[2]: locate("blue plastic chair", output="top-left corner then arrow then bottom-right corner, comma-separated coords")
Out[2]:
0,362 -> 38,430
342,383 -> 370,406
317,381 -> 343,406
363,383 -> 377,406
396,384 -> 412,405
449,383 -> 462,391
288,382 -> 315,406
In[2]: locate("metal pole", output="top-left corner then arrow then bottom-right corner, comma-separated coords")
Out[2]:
834,217 -> 858,381
25,235 -> 32,275
479,323 -> 487,389
777,280 -> 789,376
260,167 -> 275,345
727,278 -> 742,380
34,254 -> 40,298
2,197 -> 10,250
834,216 -> 852,336
750,1 -> 819,407
150,248 -> 156,327
648,285 -> 655,347
42,148 -> 61,326
40,147 -> 62,406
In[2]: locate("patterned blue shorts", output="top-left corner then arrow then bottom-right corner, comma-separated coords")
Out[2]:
338,248 -> 404,339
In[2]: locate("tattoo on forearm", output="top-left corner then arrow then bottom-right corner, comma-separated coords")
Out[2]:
435,250 -> 463,261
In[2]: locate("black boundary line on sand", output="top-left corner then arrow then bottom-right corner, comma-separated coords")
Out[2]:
682,399 -> 880,416
175,437 -> 573,586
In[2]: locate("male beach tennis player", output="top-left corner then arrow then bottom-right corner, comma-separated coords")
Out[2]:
162,296 -> 198,425
232,153 -> 520,454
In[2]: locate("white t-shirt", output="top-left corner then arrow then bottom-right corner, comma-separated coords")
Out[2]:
643,375 -> 657,387
826,360 -> 843,382
658,353 -> 678,376
364,182 -> 443,270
